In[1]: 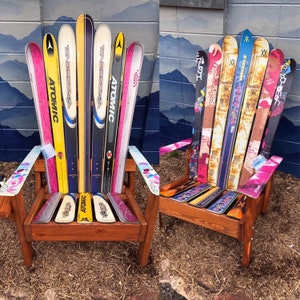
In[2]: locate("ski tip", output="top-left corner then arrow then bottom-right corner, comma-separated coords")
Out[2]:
76,14 -> 94,31
285,58 -> 296,72
127,41 -> 144,54
43,32 -> 57,56
223,36 -> 238,54
208,43 -> 222,61
196,49 -> 208,58
254,37 -> 269,50
270,48 -> 285,64
59,23 -> 74,33
25,41 -> 37,52
240,29 -> 253,45
242,28 -> 252,36
115,32 -> 125,57
77,13 -> 93,21
95,23 -> 111,36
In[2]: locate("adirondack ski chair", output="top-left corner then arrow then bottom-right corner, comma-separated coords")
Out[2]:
0,15 -> 159,267
158,30 -> 295,267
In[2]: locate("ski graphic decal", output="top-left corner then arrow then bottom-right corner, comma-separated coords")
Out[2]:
197,43 -> 222,183
238,156 -> 283,199
189,50 -> 208,180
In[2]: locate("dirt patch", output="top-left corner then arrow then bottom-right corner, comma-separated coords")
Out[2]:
0,153 -> 299,299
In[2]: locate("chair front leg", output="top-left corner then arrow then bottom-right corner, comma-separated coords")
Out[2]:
138,192 -> 159,266
241,196 -> 256,267
10,192 -> 33,267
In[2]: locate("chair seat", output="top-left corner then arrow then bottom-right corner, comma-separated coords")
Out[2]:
24,158 -> 147,242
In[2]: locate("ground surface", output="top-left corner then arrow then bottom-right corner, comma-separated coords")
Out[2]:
0,153 -> 299,299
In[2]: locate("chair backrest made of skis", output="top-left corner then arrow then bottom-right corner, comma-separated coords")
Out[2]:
26,16 -> 143,201
185,29 -> 295,196
160,29 -> 296,205
159,30 -> 295,268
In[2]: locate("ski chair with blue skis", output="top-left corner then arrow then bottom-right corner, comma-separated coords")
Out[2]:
158,29 -> 295,267
0,14 -> 159,267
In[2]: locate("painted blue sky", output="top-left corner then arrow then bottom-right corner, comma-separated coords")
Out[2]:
0,0 -> 159,143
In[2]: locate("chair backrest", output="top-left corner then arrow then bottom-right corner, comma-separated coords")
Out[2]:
189,29 -> 295,191
25,14 -> 144,196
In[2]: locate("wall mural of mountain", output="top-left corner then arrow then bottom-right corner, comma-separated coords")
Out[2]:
160,34 -> 300,178
0,0 -> 159,164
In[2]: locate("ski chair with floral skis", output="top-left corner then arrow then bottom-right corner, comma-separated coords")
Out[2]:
0,15 -> 159,267
158,30 -> 295,267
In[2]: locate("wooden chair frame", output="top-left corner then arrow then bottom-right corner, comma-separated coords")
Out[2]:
155,30 -> 292,267
158,148 -> 274,267
0,151 -> 158,267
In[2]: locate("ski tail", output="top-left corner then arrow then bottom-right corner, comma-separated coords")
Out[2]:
112,41 -> 144,194
91,24 -> 112,193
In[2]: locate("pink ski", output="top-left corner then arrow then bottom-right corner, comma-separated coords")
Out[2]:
237,155 -> 283,199
25,42 -> 58,193
0,146 -> 41,196
197,44 -> 222,182
107,192 -> 138,223
160,139 -> 192,156
112,42 -> 144,193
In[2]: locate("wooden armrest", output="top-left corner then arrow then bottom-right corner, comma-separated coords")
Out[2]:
159,138 -> 192,156
128,146 -> 159,196
237,155 -> 283,199
0,146 -> 41,197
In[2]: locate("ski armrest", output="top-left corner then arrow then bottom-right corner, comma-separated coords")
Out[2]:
159,138 -> 192,156
128,146 -> 160,196
237,155 -> 283,199
0,146 -> 41,196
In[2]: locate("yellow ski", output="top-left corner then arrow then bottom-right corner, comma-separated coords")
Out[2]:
43,33 -> 68,193
77,193 -> 93,223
